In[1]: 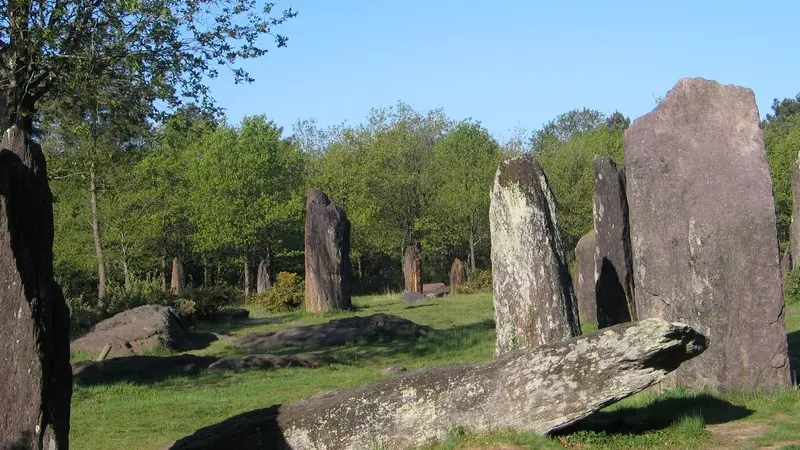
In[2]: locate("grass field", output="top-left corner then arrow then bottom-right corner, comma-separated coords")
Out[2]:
70,293 -> 800,450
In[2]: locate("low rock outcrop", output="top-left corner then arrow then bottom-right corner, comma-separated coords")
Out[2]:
71,305 -> 187,358
233,313 -> 431,351
169,318 -> 706,450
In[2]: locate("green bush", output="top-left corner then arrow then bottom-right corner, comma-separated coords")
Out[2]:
178,284 -> 242,319
105,276 -> 175,314
455,268 -> 492,294
784,268 -> 800,306
252,271 -> 304,311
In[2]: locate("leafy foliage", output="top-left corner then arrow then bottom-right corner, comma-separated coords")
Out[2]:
536,126 -> 625,252
1,0 -> 296,129
252,271 -> 304,311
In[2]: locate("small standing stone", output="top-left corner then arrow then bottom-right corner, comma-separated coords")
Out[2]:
593,156 -> 636,327
781,248 -> 793,281
449,258 -> 468,294
573,230 -> 597,329
403,243 -> 422,293
489,155 -> 580,356
791,151 -> 800,262
304,189 -> 352,313
171,257 -> 184,296
256,260 -> 271,294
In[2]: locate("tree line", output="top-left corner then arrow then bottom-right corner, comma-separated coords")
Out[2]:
2,1 -> 798,310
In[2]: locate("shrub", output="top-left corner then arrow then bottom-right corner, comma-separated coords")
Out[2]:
252,271 -> 304,311
455,268 -> 493,294
105,276 -> 175,314
178,284 -> 242,319
784,268 -> 800,306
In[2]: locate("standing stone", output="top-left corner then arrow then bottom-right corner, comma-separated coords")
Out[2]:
304,189 -> 352,313
593,156 -> 636,327
791,151 -> 800,264
781,248 -> 793,281
449,257 -> 467,294
403,243 -> 422,293
489,155 -> 580,356
170,257 -> 184,296
625,77 -> 790,390
256,260 -> 271,294
573,231 -> 597,329
0,126 -> 72,449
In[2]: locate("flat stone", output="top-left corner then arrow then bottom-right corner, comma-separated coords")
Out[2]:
233,314 -> 431,350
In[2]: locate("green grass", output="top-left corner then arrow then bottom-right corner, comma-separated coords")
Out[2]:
69,297 -> 800,450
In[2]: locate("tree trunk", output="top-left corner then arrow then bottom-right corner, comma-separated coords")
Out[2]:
468,225 -> 477,272
89,169 -> 107,303
243,255 -> 251,297
204,259 -> 210,287
121,241 -> 130,288
161,253 -> 169,290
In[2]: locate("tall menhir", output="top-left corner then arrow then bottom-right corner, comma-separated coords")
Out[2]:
0,126 -> 72,449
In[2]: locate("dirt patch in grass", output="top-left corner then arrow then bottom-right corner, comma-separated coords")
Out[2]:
704,421 -> 800,449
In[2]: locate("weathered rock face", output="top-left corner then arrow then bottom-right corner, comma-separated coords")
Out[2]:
573,230 -> 597,329
781,248 -> 793,281
71,305 -> 187,358
0,126 -> 72,450
403,243 -> 423,293
171,257 -> 184,296
593,156 -> 636,327
256,259 -> 271,294
791,151 -> 800,263
168,319 -> 707,450
449,257 -> 467,293
422,282 -> 450,297
625,77 -> 790,390
233,313 -> 431,351
304,189 -> 352,313
489,155 -> 580,355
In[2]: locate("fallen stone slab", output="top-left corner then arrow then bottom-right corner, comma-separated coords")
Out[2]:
168,318 -> 707,450
422,282 -> 450,298
72,353 -> 326,385
71,304 -> 187,358
208,308 -> 250,322
233,313 -> 432,351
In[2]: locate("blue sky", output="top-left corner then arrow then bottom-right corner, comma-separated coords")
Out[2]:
207,0 -> 800,142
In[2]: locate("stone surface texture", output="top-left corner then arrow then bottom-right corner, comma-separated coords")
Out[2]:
0,126 -> 72,450
233,314 -> 431,351
593,156 -> 636,327
573,230 -> 597,328
170,257 -> 184,296
449,258 -> 467,293
490,155 -> 580,355
71,304 -> 187,358
403,243 -> 423,293
304,189 -> 352,313
624,77 -> 790,390
168,319 -> 707,450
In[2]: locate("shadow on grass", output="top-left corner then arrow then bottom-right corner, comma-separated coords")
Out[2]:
191,312 -> 301,335
556,392 -> 753,437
